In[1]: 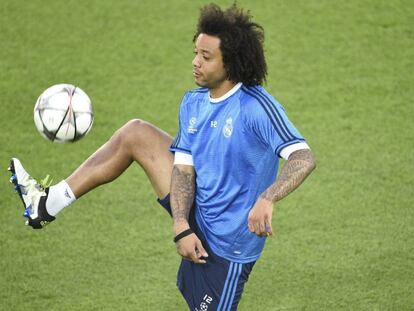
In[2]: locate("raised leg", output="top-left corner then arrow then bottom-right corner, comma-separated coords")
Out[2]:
66,119 -> 174,199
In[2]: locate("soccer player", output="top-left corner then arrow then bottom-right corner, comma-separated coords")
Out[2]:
9,3 -> 316,310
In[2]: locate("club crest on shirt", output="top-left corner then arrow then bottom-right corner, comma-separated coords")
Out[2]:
187,117 -> 198,134
223,117 -> 233,138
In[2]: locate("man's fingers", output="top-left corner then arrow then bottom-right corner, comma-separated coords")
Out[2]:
177,234 -> 208,264
248,216 -> 254,232
256,223 -> 264,237
248,199 -> 274,237
253,220 -> 261,236
194,238 -> 208,264
191,250 -> 206,264
249,210 -> 273,237
195,239 -> 208,258
248,223 -> 254,232
249,217 -> 264,236
252,219 -> 272,237
265,218 -> 273,236
191,249 -> 207,264
259,222 -> 266,236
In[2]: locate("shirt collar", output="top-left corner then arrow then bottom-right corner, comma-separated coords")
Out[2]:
209,82 -> 242,103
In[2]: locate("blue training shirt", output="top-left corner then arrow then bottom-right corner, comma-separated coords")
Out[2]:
170,83 -> 306,263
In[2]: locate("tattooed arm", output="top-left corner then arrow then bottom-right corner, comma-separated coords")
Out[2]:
171,164 -> 196,230
248,149 -> 316,237
170,164 -> 208,263
261,149 -> 316,202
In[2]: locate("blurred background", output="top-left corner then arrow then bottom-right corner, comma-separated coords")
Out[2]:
0,0 -> 413,309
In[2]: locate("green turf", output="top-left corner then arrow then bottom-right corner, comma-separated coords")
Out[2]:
0,0 -> 413,310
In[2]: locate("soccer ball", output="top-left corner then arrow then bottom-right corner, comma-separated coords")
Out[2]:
34,84 -> 94,143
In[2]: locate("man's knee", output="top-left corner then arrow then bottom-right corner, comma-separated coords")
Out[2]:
124,118 -> 148,133
116,119 -> 153,147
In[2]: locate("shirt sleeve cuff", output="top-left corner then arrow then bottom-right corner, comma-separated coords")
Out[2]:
280,142 -> 310,160
174,152 -> 194,166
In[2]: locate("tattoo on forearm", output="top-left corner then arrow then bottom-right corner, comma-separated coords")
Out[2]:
170,166 -> 196,224
260,149 -> 316,202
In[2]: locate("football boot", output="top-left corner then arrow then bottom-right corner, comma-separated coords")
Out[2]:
8,158 -> 55,229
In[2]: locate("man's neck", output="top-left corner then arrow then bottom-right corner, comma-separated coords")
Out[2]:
209,80 -> 237,99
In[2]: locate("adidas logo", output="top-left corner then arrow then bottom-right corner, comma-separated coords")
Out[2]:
64,189 -> 72,199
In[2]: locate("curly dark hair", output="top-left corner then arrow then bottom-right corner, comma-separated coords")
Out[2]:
194,3 -> 267,86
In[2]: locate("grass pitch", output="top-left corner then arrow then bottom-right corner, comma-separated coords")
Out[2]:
0,0 -> 413,310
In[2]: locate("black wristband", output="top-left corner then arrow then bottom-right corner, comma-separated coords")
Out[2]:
174,228 -> 194,243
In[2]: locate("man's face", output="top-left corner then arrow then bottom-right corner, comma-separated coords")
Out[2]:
192,33 -> 228,89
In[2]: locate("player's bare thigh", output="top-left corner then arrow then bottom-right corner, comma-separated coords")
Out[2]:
127,119 -> 174,199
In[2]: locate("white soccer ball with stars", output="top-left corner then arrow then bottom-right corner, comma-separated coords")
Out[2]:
34,84 -> 94,143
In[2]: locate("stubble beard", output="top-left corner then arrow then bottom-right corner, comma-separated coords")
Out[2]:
194,74 -> 227,90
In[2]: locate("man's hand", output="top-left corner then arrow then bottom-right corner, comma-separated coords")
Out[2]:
248,197 -> 273,237
174,224 -> 208,264
248,149 -> 316,237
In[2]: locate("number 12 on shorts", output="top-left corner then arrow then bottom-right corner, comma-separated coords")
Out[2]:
196,294 -> 213,311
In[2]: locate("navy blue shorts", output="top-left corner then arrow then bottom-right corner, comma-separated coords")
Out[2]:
158,194 -> 255,311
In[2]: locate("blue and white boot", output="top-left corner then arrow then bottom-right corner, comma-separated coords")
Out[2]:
8,158 -> 55,229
